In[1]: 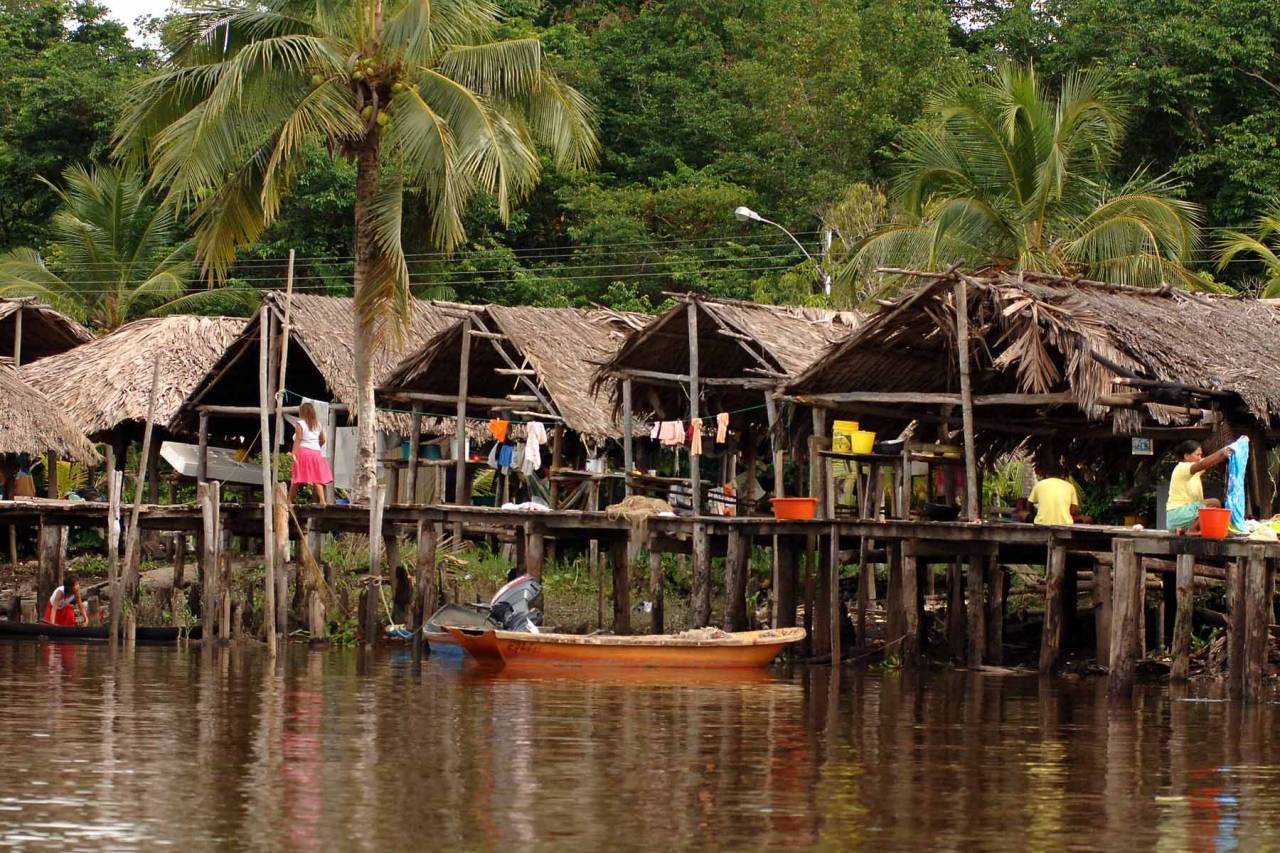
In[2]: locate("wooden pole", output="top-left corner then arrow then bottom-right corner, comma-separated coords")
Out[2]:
946,559 -> 965,659
323,406 -> 337,504
258,319 -> 278,657
723,528 -> 748,632
407,406 -> 421,503
198,481 -> 220,641
1243,546 -> 1269,703
412,518 -> 437,662
523,521 -> 545,579
776,537 -> 796,629
687,301 -> 701,515
1170,552 -> 1195,680
1095,552 -> 1112,664
622,378 -> 634,496
901,540 -> 920,664
122,356 -> 162,601
985,555 -> 1005,664
965,553 -> 985,667
611,538 -> 631,635
1108,538 -> 1139,696
953,279 -> 980,520
273,482 -> 289,636
454,317 -> 472,506
106,450 -> 121,641
691,522 -> 710,628
271,250 -> 296,491
1039,540 -> 1068,672
12,305 -> 21,367
648,548 -> 664,634
829,523 -> 842,663
365,481 -> 384,647
197,411 -> 209,484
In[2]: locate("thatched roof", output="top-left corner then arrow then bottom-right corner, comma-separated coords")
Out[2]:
19,315 -> 245,440
0,364 -> 99,464
0,297 -> 93,365
789,270 -> 1280,437
596,294 -> 859,421
179,293 -> 463,434
381,305 -> 649,440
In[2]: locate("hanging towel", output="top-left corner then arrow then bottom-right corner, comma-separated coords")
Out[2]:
656,420 -> 685,447
690,420 -> 704,456
521,421 -> 547,475
716,412 -> 730,444
498,443 -> 515,472
1226,436 -> 1250,528
489,418 -> 509,443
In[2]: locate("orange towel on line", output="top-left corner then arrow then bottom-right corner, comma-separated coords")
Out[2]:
488,418 -> 509,443
716,412 -> 729,443
690,420 -> 704,456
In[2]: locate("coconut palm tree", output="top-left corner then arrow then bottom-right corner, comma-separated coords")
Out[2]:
836,64 -> 1202,300
1217,205 -> 1280,297
114,0 -> 598,501
0,163 -> 229,330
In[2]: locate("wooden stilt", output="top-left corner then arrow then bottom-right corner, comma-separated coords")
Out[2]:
1171,553 -> 1195,680
723,528 -> 749,632
257,315 -> 278,657
829,523 -> 842,664
36,524 -> 63,621
777,538 -> 797,629
953,278 -> 980,520
197,411 -> 209,484
274,482 -> 289,637
407,407 -> 421,503
365,482 -> 385,647
454,318 -> 472,507
901,540 -> 921,664
199,482 -> 221,641
857,547 -> 872,644
965,554 -> 985,668
649,548 -> 664,634
886,543 -> 904,644
984,556 -> 1005,665
1243,546 -> 1269,704
524,521 -> 545,579
1108,538 -> 1139,696
1039,541 -> 1068,672
411,519 -> 437,662
946,559 -> 965,660
106,469 -> 122,640
622,379 -> 634,496
123,357 -> 163,602
686,302 -> 701,515
610,539 -> 631,635
691,522 -> 711,628
803,534 -> 817,655
1095,553 -> 1112,664
814,531 -> 831,654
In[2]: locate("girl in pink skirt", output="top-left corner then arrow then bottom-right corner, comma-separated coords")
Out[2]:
289,402 -> 333,505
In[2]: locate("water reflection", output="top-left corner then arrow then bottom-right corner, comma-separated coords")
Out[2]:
3,641 -> 1280,849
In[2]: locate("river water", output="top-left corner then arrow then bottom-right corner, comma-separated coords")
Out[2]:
2,641 -> 1279,851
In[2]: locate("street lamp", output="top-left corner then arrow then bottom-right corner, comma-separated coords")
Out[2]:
734,206 -> 832,296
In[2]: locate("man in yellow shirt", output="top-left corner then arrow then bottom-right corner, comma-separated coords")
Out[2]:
1028,464 -> 1082,526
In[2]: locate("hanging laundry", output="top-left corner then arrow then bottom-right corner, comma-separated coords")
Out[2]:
497,442 -> 515,472
521,421 -> 548,475
1226,435 -> 1250,528
715,412 -> 730,444
488,418 -> 509,443
654,420 -> 685,447
690,419 -> 704,456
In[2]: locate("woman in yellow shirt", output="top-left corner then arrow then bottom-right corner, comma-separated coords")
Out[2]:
1166,439 -> 1234,533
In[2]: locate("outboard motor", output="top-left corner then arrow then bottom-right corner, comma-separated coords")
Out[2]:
487,573 -> 543,633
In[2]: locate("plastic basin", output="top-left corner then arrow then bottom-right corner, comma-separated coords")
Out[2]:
772,497 -> 818,519
850,430 -> 876,454
1198,506 -> 1230,539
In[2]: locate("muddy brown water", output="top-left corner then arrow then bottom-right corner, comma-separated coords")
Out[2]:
2,641 -> 1279,850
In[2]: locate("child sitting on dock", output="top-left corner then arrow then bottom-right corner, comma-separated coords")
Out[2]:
43,575 -> 89,627
289,402 -> 333,506
1166,439 -> 1233,534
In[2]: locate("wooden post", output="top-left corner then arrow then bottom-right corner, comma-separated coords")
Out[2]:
273,482 -> 289,636
197,411 -> 209,484
407,407 -> 422,503
199,482 -> 221,641
766,394 -> 787,628
412,518 -> 437,662
146,441 -> 161,505
549,426 -> 564,509
810,409 -> 828,518
1171,552 -> 1195,680
946,559 -> 965,660
723,528 -> 748,632
610,538 -> 631,635
258,317 -> 278,658
648,548 -> 664,634
901,540 -> 921,664
271,251 -> 296,468
106,469 -> 122,640
323,406 -> 338,504
1039,541 -> 1068,672
803,535 -> 816,655
365,482 -> 385,646
1244,546 -> 1269,703
123,356 -> 163,601
952,278 -> 980,520
813,530 -> 831,654
11,305 -> 21,366
622,379 -> 634,496
776,538 -> 796,629
1108,538 -> 1139,695
829,523 -> 842,664
965,554 -> 985,667
985,555 -> 1005,664
691,522 -> 711,628
686,301 -> 701,515
886,543 -> 904,644
524,521 -> 545,579
1095,552 -> 1112,664
36,524 -> 64,622
454,318 -> 472,506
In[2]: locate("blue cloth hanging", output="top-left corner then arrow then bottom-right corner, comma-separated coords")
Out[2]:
1226,436 -> 1250,528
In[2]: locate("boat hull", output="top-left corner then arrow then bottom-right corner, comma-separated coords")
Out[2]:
447,627 -> 804,670
0,621 -> 202,642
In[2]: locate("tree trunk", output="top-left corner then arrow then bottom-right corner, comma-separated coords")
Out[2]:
352,138 -> 382,504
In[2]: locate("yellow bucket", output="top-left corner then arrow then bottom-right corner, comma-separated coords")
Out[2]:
832,420 -> 860,454
850,430 -> 876,454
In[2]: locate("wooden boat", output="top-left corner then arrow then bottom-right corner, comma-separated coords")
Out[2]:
445,626 -> 805,670
0,621 -> 202,642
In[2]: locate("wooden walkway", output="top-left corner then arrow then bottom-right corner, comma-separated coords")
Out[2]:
3,498 -> 1277,701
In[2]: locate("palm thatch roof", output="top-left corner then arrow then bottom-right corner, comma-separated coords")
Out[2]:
789,269 -> 1280,442
0,364 -> 99,464
0,297 -> 93,365
381,304 -> 649,440
178,293 -> 463,435
596,294 -> 859,422
19,315 -> 245,440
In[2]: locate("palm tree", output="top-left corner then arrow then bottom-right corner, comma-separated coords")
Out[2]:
114,0 -> 598,501
1217,205 -> 1280,297
837,64 -> 1202,300
0,163 -> 220,330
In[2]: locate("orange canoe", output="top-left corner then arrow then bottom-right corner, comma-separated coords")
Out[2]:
445,626 -> 805,670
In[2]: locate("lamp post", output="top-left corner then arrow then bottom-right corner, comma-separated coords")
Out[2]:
734,206 -> 832,296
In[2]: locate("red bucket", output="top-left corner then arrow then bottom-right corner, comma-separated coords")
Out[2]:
1198,506 -> 1231,539
772,497 -> 818,520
